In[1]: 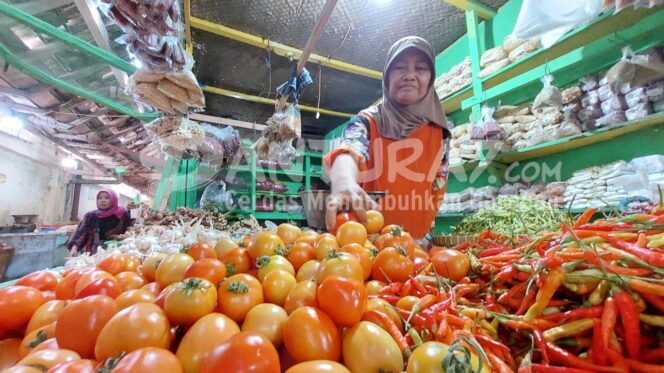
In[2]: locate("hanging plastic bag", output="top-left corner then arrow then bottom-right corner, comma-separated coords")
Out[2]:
266,105 -> 302,140
606,47 -> 639,93
533,75 -> 563,111
145,117 -> 205,150
470,106 -> 504,140
632,48 -> 664,85
512,0 -> 604,48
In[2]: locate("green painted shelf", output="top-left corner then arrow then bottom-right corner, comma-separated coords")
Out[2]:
440,86 -> 473,114
254,212 -> 307,220
255,190 -> 301,197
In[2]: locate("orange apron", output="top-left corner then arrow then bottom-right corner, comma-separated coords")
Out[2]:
358,113 -> 446,239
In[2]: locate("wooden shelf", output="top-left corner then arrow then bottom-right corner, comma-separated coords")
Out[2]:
496,112 -> 664,163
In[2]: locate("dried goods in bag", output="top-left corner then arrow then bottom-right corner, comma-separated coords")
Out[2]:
607,46 -> 638,93
580,75 -> 599,92
470,106 -> 504,140
478,59 -> 510,78
600,96 -> 628,114
646,80 -> 664,101
480,47 -> 508,68
596,110 -> 627,127
266,105 -> 302,140
144,117 -> 205,149
561,86 -> 582,104
532,75 -> 563,110
625,103 -> 652,120
625,87 -> 649,107
503,34 -> 526,52
553,108 -> 582,138
129,68 -> 204,114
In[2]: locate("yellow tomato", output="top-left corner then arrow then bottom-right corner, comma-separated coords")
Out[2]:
336,221 -> 367,248
396,295 -> 420,311
296,261 -> 320,282
314,235 -> 338,261
155,253 -> 195,288
257,255 -> 295,282
407,341 -> 489,373
365,280 -> 386,295
176,313 -> 240,373
342,321 -> 403,373
241,303 -> 288,347
214,236 -> 239,258
262,269 -> 297,306
277,223 -> 302,246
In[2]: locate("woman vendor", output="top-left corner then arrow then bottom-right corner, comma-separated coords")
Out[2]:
324,36 -> 450,241
67,189 -> 132,256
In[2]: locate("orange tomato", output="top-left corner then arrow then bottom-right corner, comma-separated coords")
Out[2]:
295,231 -> 318,246
155,253 -> 195,288
247,231 -> 286,260
317,276 -> 367,327
183,258 -> 227,286
186,242 -> 217,261
214,236 -> 239,258
262,270 -> 297,306
332,212 -> 359,234
164,278 -> 217,326
55,295 -> 118,359
277,223 -> 302,246
431,249 -> 470,282
115,289 -> 155,310
0,286 -> 45,336
241,304 -> 288,347
342,321 -> 403,373
339,243 -> 372,280
365,280 -> 386,295
96,252 -> 128,275
285,360 -> 350,373
396,295 -> 420,311
217,274 -> 263,323
314,235 -> 338,261
286,242 -> 316,271
375,226 -> 417,257
94,303 -> 171,361
26,300 -> 66,334
46,359 -> 97,373
283,280 -> 319,314
200,332 -> 280,373
55,269 -> 88,300
295,261 -> 320,282
23,338 -> 58,357
0,338 -> 21,370
283,307 -> 341,363
140,253 -> 167,282
111,347 -> 182,373
17,349 -> 80,371
362,210 -> 385,235
18,322 -> 56,358
316,251 -> 364,283
115,271 -> 145,291
176,313 -> 240,373
364,298 -> 402,329
336,221 -> 367,248
371,246 -> 414,283
125,256 -> 140,273
141,282 -> 161,297
219,248 -> 253,275
74,270 -> 115,296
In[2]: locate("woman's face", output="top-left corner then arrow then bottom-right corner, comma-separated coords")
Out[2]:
97,192 -> 112,210
387,48 -> 432,105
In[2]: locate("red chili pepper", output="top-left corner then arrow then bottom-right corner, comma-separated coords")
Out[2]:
652,215 -> 664,224
455,283 -> 480,298
640,293 -> 664,313
642,347 -> 664,364
410,275 -> 427,295
629,278 -> 664,297
379,282 -> 403,295
585,257 -> 653,276
399,279 -> 413,297
599,234 -> 664,267
614,290 -> 641,360
601,297 -> 618,352
532,329 -> 549,365
435,316 -> 451,344
496,265 -> 517,282
574,208 -> 598,228
477,245 -> 512,258
516,288 -> 536,316
636,232 -> 647,248
531,364 -> 593,373
539,256 -> 565,269
411,294 -> 436,315
605,348 -> 630,373
424,284 -> 439,296
541,305 -> 604,323
379,294 -> 401,305
363,309 -> 409,354
546,341 -> 626,373
576,222 -> 633,231
627,359 -> 664,373
475,334 -> 511,359
591,319 -> 608,366
396,308 -> 426,328
486,350 -> 514,373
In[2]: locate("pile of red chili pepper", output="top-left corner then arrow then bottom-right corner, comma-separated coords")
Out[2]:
375,202 -> 664,373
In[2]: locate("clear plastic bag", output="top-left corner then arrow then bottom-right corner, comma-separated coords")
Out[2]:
98,0 -> 183,36
598,85 -> 619,102
615,0 -> 636,12
145,117 -> 205,150
512,0 -> 603,48
503,35 -> 527,52
581,90 -> 601,107
526,125 -> 554,146
533,75 -> 563,110
562,86 -> 583,105
480,47 -> 508,68
266,105 -> 302,140
580,75 -> 599,92
625,103 -> 652,121
553,109 -> 582,138
595,111 -> 627,127
199,181 -> 234,211
625,88 -> 649,107
508,39 -> 541,62
646,80 -> 664,101
600,96 -> 628,115
564,101 -> 582,113
470,106 -> 504,140
607,47 -> 638,93
655,99 -> 664,113
478,59 -> 510,78
195,125 -> 243,167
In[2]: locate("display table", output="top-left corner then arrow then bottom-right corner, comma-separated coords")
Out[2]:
0,232 -> 69,280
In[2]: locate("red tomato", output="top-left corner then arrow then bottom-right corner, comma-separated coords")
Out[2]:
0,286 -> 45,336
141,282 -> 161,297
55,269 -> 92,300
26,300 -> 67,334
219,248 -> 253,275
154,284 -> 176,309
74,271 -> 115,296
371,246 -> 414,283
114,272 -> 145,292
183,258 -> 227,286
200,332 -> 280,373
0,338 -> 21,370
317,276 -> 367,327
16,349 -> 80,371
96,252 -> 128,275
16,271 -> 59,292
55,295 -> 119,358
21,338 -> 58,358
217,274 -> 263,323
286,242 -> 316,272
94,303 -> 171,361
333,212 -> 359,234
186,242 -> 217,261
110,347 -> 182,373
283,280 -> 319,314
46,359 -> 96,373
75,278 -> 122,299
164,278 -> 217,326
283,307 -> 341,363
431,249 -> 471,282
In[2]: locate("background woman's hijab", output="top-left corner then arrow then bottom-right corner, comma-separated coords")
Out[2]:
364,36 -> 448,140
96,189 -> 127,219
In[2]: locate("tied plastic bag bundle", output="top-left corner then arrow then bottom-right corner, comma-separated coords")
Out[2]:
480,47 -> 508,68
580,75 -> 599,92
512,0 -> 603,48
129,68 -> 204,114
526,125 -> 554,146
266,105 -> 301,140
98,0 -> 182,36
532,75 -> 563,111
195,125 -> 243,168
508,38 -> 541,63
596,111 -> 627,127
564,101 -> 582,113
607,46 -> 664,93
600,96 -> 628,114
470,106 -> 504,140
578,106 -> 603,122
625,103 -> 652,121
116,32 -> 189,72
553,108 -> 582,139
199,181 -> 235,211
562,86 -> 583,105
581,90 -> 601,107
625,88 -> 649,107
144,117 -> 205,149
598,85 -> 621,102
646,80 -> 664,102
533,107 -> 564,126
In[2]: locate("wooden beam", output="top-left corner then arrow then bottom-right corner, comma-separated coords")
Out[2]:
190,113 -> 267,131
74,0 -> 128,86
443,0 -> 496,20
190,16 -> 382,80
0,97 -> 46,114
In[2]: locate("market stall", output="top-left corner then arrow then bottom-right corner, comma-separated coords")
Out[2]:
1,0 -> 664,372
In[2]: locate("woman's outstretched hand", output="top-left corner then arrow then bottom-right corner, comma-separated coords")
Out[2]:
325,177 -> 379,232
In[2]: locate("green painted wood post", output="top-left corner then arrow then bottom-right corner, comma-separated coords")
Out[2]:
250,147 -> 257,213
152,158 -> 176,210
184,159 -> 199,208
465,10 -> 484,125
304,155 -> 311,191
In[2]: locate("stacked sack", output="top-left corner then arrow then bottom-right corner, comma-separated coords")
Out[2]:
449,123 -> 480,165
439,186 -> 498,214
499,182 -> 567,208
477,36 -> 541,79
504,36 -> 541,64
434,57 -> 471,99
563,161 -> 640,209
493,104 -> 535,149
629,155 -> 664,199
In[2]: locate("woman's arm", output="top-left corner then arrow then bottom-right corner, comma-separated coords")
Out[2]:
324,119 -> 379,231
66,214 -> 92,256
